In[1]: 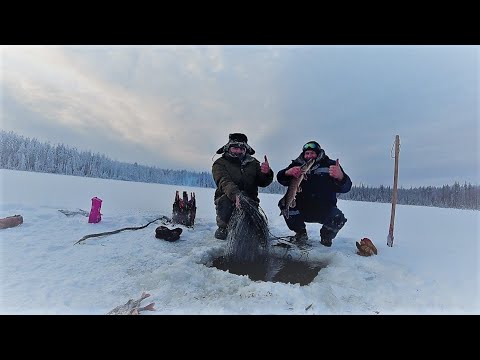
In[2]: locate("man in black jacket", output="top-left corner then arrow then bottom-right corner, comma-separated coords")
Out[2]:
276,141 -> 352,246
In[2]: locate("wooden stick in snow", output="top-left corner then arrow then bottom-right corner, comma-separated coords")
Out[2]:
387,135 -> 400,247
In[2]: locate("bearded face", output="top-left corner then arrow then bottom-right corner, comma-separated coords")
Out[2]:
228,143 -> 247,158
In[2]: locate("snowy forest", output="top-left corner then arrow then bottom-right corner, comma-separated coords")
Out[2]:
1,130 -> 478,210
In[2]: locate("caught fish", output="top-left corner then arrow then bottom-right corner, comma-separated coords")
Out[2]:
278,159 -> 315,219
106,292 -> 156,315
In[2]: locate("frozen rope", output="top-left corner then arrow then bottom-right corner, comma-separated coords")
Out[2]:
74,215 -> 171,245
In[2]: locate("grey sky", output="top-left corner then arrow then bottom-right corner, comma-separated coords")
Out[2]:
1,45 -> 478,187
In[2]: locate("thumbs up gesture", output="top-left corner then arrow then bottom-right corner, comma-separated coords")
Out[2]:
261,155 -> 271,174
329,159 -> 344,181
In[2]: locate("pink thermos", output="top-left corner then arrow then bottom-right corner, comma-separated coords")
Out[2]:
88,197 -> 102,223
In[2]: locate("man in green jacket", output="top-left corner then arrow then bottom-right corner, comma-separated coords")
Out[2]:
212,133 -> 273,240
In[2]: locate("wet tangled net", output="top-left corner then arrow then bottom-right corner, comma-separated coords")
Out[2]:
224,194 -> 270,264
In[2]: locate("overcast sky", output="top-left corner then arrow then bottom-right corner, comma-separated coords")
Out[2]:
1,45 -> 478,187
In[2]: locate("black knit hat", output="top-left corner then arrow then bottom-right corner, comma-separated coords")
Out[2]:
216,133 -> 255,155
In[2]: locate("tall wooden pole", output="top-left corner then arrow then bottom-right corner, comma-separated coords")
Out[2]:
387,135 -> 400,247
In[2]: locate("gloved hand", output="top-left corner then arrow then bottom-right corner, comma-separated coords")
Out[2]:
355,238 -> 378,256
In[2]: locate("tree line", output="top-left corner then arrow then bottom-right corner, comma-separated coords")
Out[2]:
1,130 -> 478,210
337,183 -> 479,210
0,131 -> 214,187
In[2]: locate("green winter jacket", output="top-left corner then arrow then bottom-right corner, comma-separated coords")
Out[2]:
212,154 -> 274,203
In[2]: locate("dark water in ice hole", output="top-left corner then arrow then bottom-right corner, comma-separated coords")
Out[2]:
211,255 -> 328,286
213,199 -> 328,285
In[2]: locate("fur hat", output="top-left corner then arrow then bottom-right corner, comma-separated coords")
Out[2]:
216,133 -> 255,155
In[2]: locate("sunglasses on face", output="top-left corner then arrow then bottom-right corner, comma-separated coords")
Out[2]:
303,142 -> 319,151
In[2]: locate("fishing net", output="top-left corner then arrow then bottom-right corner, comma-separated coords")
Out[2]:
224,194 -> 270,264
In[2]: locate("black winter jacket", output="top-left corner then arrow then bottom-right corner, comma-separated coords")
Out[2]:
276,153 -> 352,213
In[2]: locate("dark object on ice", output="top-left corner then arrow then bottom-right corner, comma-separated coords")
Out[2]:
155,225 -> 183,242
0,215 -> 23,229
172,191 -> 196,227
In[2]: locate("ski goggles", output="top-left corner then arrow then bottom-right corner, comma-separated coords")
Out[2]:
303,142 -> 320,151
